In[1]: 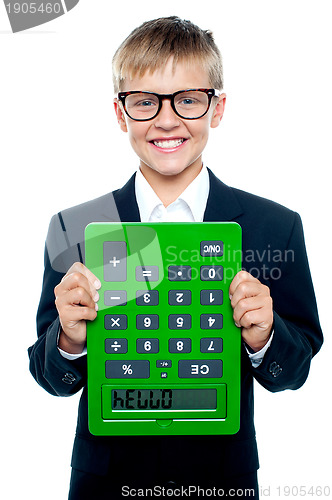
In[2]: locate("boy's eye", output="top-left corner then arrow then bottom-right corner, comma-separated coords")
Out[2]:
137,100 -> 156,107
127,94 -> 159,109
176,92 -> 206,108
180,98 -> 196,105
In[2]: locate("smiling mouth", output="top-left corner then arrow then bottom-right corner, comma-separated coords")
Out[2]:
152,138 -> 185,149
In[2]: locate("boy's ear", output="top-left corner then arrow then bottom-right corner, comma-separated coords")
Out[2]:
210,93 -> 226,129
114,98 -> 128,133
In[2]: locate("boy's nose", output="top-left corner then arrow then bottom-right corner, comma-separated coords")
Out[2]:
153,99 -> 180,129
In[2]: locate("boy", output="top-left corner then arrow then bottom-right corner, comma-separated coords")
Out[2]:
28,16 -> 323,500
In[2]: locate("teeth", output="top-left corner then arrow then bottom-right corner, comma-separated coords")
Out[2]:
153,139 -> 184,148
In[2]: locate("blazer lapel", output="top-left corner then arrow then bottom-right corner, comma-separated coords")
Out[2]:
113,168 -> 243,223
204,168 -> 243,222
113,173 -> 141,222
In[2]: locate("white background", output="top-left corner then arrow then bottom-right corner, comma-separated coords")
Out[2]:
0,0 -> 331,498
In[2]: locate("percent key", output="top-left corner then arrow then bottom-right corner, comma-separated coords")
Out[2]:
105,360 -> 150,379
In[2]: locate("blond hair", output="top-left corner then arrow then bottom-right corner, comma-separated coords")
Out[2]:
112,16 -> 223,93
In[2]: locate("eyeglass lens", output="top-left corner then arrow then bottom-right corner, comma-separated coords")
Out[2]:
125,91 -> 210,120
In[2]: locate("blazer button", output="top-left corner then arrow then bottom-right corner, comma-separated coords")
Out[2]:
62,372 -> 76,384
269,362 -> 282,378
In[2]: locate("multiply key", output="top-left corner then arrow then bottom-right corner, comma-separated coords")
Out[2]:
104,315 -> 127,330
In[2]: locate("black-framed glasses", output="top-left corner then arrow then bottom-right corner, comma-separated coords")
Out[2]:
117,88 -> 222,121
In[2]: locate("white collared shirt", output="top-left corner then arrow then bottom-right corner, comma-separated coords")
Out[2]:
135,165 -> 209,223
59,166 -> 273,366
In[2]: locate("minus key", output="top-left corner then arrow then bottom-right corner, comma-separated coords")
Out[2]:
104,291 -> 127,306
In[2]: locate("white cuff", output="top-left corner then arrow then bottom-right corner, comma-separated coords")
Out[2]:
56,327 -> 87,360
246,330 -> 274,368
58,346 -> 87,360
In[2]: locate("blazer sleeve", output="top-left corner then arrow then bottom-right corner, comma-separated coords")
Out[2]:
251,212 -> 323,392
28,216 -> 87,397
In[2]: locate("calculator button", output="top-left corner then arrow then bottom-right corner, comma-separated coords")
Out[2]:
105,338 -> 128,354
200,265 -> 223,281
200,314 -> 223,329
136,290 -> 159,306
137,338 -> 159,353
156,360 -> 172,368
178,360 -> 223,378
200,338 -> 223,353
103,242 -> 127,282
105,360 -> 150,379
136,266 -> 159,282
136,314 -> 159,330
104,314 -> 127,330
168,314 -> 192,330
169,338 -> 192,353
168,290 -> 191,305
200,290 -> 223,305
104,290 -> 127,306
168,265 -> 192,281
200,241 -> 224,257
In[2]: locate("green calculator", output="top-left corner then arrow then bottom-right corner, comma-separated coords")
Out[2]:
85,222 -> 242,436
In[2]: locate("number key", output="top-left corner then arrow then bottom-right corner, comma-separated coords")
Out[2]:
200,290 -> 223,305
169,338 -> 191,353
200,338 -> 223,353
168,290 -> 191,305
200,265 -> 223,281
168,314 -> 191,329
136,290 -> 159,305
136,314 -> 159,330
200,314 -> 223,329
137,338 -> 159,353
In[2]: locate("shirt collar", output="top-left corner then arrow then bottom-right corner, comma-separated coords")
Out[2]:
135,168 -> 164,222
135,166 -> 210,222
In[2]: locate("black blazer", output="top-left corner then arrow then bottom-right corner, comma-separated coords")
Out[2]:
28,169 -> 323,482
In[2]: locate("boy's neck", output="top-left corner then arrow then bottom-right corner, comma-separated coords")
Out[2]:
139,162 -> 203,207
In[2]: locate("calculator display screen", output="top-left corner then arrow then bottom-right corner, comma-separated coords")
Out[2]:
111,388 -> 217,410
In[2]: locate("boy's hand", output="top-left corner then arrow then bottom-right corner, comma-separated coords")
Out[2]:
54,262 -> 101,354
229,271 -> 273,352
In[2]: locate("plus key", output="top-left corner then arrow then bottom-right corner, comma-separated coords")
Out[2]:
103,242 -> 127,281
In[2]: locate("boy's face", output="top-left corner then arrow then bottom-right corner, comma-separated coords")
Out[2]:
114,58 -> 226,179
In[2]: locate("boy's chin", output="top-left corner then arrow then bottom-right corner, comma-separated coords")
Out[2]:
141,161 -> 200,178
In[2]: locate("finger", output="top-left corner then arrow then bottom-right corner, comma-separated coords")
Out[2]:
60,302 -> 98,323
56,272 -> 99,303
229,270 -> 259,297
237,306 -> 272,331
64,262 -> 101,290
231,281 -> 268,309
233,295 -> 270,325
56,286 -> 96,310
